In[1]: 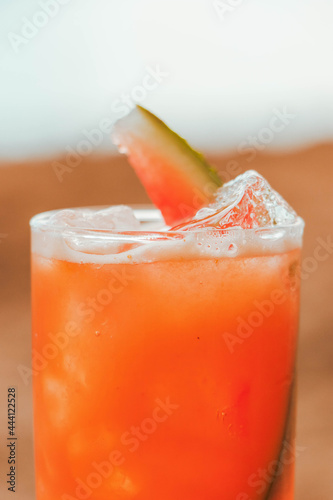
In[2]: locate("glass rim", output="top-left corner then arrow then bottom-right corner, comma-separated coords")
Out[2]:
30,205 -> 305,239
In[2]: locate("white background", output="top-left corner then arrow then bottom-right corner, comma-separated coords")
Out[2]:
0,0 -> 332,159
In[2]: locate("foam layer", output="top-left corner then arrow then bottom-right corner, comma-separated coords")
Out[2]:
31,208 -> 304,264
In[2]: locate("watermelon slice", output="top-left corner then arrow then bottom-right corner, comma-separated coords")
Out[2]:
111,106 -> 222,225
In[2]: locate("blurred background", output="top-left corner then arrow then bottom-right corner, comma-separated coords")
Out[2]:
0,1 -> 332,499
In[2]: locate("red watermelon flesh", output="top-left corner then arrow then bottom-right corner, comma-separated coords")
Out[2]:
112,106 -> 222,226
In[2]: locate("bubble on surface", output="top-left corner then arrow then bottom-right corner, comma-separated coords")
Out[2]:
173,170 -> 298,231
48,206 -> 140,231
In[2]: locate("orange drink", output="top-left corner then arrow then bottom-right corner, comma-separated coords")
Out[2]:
31,207 -> 303,500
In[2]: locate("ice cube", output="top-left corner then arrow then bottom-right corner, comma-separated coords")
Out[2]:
48,209 -> 89,228
91,206 -> 141,230
48,206 -> 140,230
174,170 -> 298,230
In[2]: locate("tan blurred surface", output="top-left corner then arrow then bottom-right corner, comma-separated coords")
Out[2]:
0,144 -> 332,499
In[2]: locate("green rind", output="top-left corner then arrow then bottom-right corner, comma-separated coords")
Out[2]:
135,106 -> 222,188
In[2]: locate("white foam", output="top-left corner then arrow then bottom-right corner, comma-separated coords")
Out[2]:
31,208 -> 304,264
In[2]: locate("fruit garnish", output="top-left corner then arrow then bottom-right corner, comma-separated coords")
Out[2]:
112,106 -> 222,225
